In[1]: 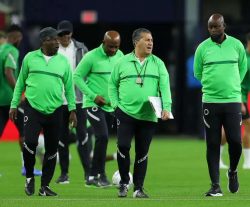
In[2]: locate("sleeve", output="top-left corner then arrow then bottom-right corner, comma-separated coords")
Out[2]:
5,49 -> 18,70
238,42 -> 247,82
108,62 -> 120,109
10,54 -> 29,108
193,45 -> 203,81
63,60 -> 76,111
241,67 -> 250,102
73,53 -> 97,101
158,60 -> 172,112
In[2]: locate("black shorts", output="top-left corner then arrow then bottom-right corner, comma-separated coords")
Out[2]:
242,102 -> 250,120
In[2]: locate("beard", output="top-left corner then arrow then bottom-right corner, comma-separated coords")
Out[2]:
210,33 -> 223,42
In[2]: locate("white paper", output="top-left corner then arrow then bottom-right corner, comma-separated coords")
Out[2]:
148,96 -> 174,119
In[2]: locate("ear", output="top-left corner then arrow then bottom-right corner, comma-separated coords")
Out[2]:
223,23 -> 226,29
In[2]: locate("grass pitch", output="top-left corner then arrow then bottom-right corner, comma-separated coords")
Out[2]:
0,136 -> 250,207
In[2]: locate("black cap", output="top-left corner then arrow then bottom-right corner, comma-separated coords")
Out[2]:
39,27 -> 58,42
57,20 -> 73,34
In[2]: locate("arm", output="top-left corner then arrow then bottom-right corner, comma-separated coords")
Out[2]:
193,46 -> 203,81
5,68 -> 16,88
108,62 -> 120,109
158,60 -> 172,113
74,53 -> 97,101
238,43 -> 247,81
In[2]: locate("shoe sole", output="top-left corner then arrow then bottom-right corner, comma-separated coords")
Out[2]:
56,181 -> 70,184
25,189 -> 34,196
226,172 -> 239,193
205,193 -> 223,197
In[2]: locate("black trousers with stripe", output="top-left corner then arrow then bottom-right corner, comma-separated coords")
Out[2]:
115,108 -> 156,191
86,106 -> 114,176
203,103 -> 242,184
23,100 -> 62,187
58,104 -> 90,178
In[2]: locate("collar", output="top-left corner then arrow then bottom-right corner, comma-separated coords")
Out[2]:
127,52 -> 152,62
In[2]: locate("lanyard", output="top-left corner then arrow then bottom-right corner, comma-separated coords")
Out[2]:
133,61 -> 148,87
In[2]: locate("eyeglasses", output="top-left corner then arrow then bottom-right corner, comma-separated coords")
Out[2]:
58,31 -> 71,37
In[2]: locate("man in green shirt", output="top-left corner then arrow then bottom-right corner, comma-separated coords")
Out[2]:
194,14 -> 247,196
9,27 -> 77,197
74,30 -> 124,187
109,28 -> 172,198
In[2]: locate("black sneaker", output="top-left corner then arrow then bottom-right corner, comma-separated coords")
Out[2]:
25,177 -> 35,196
39,186 -> 57,196
98,174 -> 112,188
56,174 -> 69,184
205,183 -> 223,196
85,176 -> 100,187
227,170 -> 239,193
133,188 -> 149,198
118,184 -> 128,197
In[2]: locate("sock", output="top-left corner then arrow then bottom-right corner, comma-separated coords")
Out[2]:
243,148 -> 250,165
220,145 -> 225,162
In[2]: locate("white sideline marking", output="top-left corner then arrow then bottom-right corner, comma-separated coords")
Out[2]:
4,198 -> 250,201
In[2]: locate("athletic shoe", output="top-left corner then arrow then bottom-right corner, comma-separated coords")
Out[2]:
133,188 -> 149,198
118,184 -> 128,197
38,186 -> 57,196
21,167 -> 42,176
205,183 -> 223,196
227,170 -> 239,193
85,176 -> 100,187
55,174 -> 69,184
25,177 -> 35,196
98,174 -> 112,187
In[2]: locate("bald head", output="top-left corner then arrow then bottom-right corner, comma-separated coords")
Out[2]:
103,30 -> 121,56
208,13 -> 225,43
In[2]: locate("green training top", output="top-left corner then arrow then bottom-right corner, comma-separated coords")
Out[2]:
11,49 -> 76,114
109,52 -> 172,122
74,44 -> 124,112
0,43 -> 19,106
241,50 -> 250,102
194,35 -> 247,103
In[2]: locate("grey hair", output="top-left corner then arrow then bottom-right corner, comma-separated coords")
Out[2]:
132,28 -> 151,46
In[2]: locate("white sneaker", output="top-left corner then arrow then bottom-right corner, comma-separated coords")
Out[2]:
219,160 -> 228,169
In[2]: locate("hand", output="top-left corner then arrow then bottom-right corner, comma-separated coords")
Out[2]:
69,110 -> 77,129
94,95 -> 106,106
241,103 -> 247,115
9,108 -> 17,122
161,110 -> 170,121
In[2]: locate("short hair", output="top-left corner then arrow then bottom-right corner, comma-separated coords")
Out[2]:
246,33 -> 250,42
6,24 -> 22,34
132,28 -> 151,46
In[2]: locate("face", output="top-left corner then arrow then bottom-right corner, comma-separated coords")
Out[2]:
57,31 -> 72,47
103,38 -> 120,56
208,18 -> 225,42
42,36 -> 59,56
135,32 -> 153,56
12,31 -> 23,47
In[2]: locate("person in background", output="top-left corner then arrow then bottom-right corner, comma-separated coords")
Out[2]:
74,30 -> 124,187
9,27 -> 77,196
55,20 -> 90,184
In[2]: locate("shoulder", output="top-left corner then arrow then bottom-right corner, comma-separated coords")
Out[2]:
73,39 -> 88,50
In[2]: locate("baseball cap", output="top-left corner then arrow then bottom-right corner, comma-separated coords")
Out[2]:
57,20 -> 73,35
39,27 -> 58,42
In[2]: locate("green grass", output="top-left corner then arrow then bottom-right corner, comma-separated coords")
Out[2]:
0,137 -> 250,207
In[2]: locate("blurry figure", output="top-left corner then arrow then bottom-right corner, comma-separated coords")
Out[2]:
55,20 -> 90,184
220,33 -> 250,170
0,31 -> 7,45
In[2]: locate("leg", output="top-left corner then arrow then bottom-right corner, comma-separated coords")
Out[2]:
0,106 -> 10,137
203,103 -> 222,185
75,104 -> 90,179
220,127 -> 228,169
57,105 -> 70,176
41,106 -> 62,187
116,108 -> 134,185
87,107 -> 109,177
133,120 -> 156,191
242,119 -> 250,168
